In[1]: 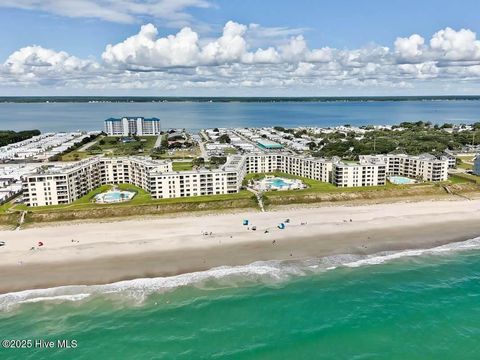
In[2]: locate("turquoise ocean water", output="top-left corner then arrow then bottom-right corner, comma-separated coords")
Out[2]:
2,238 -> 480,359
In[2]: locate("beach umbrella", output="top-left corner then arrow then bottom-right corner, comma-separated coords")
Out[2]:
243,219 -> 249,225
38,241 -> 44,247
278,223 -> 285,229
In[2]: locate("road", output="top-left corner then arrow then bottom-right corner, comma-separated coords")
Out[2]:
198,130 -> 210,161
154,134 -> 163,148
77,136 -> 102,152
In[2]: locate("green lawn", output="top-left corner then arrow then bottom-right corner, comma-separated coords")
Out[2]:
60,150 -> 92,161
458,155 -> 475,162
244,172 -> 393,196
15,183 -> 252,213
449,173 -> 480,184
0,202 -> 13,214
92,136 -> 157,156
224,148 -> 238,155
457,160 -> 473,170
172,161 -> 194,171
448,174 -> 471,184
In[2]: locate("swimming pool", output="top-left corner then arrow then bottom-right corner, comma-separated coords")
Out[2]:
389,176 -> 417,185
254,177 -> 306,191
267,178 -> 290,188
95,190 -> 135,203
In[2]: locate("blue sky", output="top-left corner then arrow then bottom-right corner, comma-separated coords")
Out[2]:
1,0 -> 480,95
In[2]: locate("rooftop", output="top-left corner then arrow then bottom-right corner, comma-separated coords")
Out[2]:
105,117 -> 160,122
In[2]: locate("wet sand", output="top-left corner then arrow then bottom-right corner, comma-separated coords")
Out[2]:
0,199 -> 479,294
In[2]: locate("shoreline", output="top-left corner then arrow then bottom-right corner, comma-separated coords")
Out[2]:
0,199 -> 479,294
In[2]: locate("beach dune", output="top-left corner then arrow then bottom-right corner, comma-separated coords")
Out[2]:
0,199 -> 479,294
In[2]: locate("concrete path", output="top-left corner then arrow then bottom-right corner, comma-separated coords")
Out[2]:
247,187 -> 265,212
154,134 -> 163,148
78,137 -> 101,152
198,131 -> 210,161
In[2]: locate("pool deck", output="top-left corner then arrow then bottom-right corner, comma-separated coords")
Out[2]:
95,190 -> 136,204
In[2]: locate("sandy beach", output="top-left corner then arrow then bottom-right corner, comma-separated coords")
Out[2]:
0,199 -> 479,294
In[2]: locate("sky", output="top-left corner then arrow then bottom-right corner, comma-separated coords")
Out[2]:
1,0 -> 480,96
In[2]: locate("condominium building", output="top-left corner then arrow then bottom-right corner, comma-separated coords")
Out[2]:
245,154 -> 332,182
22,157 -> 171,206
333,161 -> 386,187
359,153 -> 449,182
22,152 -> 449,207
104,117 -> 161,136
22,155 -> 245,207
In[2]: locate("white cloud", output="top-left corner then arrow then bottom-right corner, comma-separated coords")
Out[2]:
430,27 -> 480,61
102,23 -> 202,68
0,0 -> 212,25
3,46 -> 98,81
3,23 -> 480,94
201,21 -> 248,64
395,34 -> 425,63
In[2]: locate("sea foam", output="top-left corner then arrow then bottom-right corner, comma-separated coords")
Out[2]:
1,236 -> 480,311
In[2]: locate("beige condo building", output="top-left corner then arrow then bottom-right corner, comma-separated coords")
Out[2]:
359,153 -> 449,182
22,152 -> 448,207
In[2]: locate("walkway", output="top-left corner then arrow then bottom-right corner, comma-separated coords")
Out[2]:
15,210 -> 26,231
247,187 -> 265,212
198,131 -> 210,161
154,134 -> 163,148
77,137 -> 101,152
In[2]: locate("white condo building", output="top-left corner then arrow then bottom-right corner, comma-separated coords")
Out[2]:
333,161 -> 386,187
359,153 -> 449,182
104,117 -> 161,136
22,152 -> 449,207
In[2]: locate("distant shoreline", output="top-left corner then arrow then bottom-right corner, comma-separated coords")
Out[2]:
1,95 -> 480,103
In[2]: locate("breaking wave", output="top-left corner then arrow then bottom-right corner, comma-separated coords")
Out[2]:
1,236 -> 480,311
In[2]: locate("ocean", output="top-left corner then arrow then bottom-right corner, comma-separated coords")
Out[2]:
0,99 -> 480,132
2,238 -> 480,359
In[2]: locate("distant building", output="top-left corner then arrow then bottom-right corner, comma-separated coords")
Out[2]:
474,155 -> 480,175
256,139 -> 283,150
104,117 -> 160,136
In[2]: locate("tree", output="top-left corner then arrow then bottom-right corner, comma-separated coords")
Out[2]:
210,156 -> 227,166
307,142 -> 316,150
218,134 -> 231,144
192,157 -> 205,167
